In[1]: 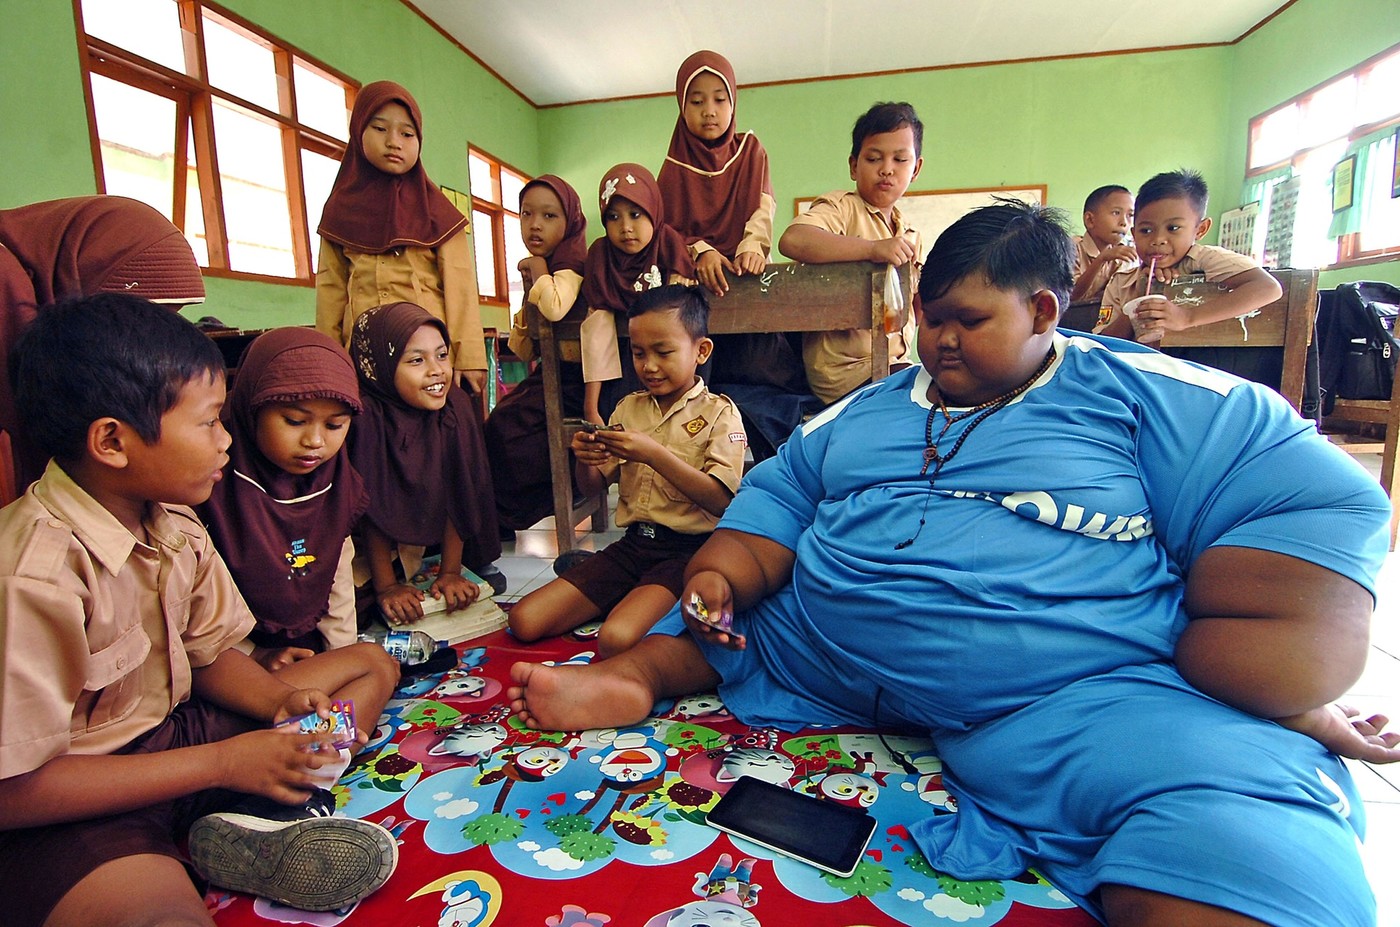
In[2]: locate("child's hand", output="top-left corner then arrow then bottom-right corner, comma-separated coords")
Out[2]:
518,255 -> 548,291
1276,703 -> 1400,764
1101,242 -> 1137,265
593,428 -> 661,466
431,570 -> 480,613
216,729 -> 343,805
682,571 -> 745,650
869,236 -> 918,267
571,429 -> 612,466
457,369 -> 487,395
272,687 -> 336,726
696,250 -> 736,296
252,645 -> 316,673
733,251 -> 766,276
378,582 -> 427,625
1132,296 -> 1189,336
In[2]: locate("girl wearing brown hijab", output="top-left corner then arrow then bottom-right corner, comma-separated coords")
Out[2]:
580,163 -> 695,423
484,175 -> 590,535
347,303 -> 500,626
315,80 -> 487,397
0,195 -> 205,503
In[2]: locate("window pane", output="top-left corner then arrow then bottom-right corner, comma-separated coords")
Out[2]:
184,129 -> 208,265
1357,51 -> 1400,127
212,99 -> 294,276
469,153 -> 497,204
202,12 -> 279,113
472,209 -> 497,298
501,169 -> 527,211
1251,105 -> 1299,169
1289,140 -> 1348,268
81,0 -> 186,73
90,74 -> 177,218
1358,134 -> 1400,252
504,212 -> 528,309
1298,76 -> 1356,150
294,59 -> 349,140
301,148 -> 341,259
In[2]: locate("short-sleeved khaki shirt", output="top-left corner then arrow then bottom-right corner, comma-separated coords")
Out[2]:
0,463 -> 254,779
1099,243 -> 1260,324
598,378 -> 746,535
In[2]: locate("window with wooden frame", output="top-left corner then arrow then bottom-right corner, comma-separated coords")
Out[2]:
468,146 -> 530,314
75,0 -> 355,283
1245,42 -> 1400,269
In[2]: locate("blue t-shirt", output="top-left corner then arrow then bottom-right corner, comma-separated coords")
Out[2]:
711,331 -> 1390,732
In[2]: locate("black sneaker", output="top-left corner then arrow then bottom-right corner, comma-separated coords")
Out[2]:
188,801 -> 397,911
552,549 -> 595,576
476,564 -> 508,596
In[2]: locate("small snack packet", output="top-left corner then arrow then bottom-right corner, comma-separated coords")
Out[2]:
276,699 -> 356,750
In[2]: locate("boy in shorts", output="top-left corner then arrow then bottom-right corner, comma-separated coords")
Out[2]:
509,202 -> 1397,926
778,101 -> 924,404
0,294 -> 400,927
508,284 -> 745,659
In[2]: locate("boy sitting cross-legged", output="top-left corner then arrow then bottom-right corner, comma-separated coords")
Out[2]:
511,201 -> 1398,927
0,294 -> 400,927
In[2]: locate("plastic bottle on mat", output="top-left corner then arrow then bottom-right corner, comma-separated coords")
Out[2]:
361,628 -> 448,666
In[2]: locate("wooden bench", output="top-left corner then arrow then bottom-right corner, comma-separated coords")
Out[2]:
1156,267 -> 1319,414
528,260 -> 917,553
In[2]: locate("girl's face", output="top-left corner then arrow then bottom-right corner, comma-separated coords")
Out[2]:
393,323 -> 451,410
361,101 -> 420,176
603,196 -> 654,255
682,71 -> 732,142
519,185 -> 568,258
255,398 -> 354,476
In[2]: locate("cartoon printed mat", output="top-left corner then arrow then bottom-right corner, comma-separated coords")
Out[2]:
209,629 -> 1095,927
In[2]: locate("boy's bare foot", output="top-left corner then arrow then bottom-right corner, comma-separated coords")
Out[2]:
507,661 -> 655,731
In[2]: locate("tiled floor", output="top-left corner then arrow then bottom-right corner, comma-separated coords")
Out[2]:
496,455 -> 1400,924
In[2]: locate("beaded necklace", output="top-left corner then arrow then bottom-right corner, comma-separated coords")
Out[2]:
895,347 -> 1056,550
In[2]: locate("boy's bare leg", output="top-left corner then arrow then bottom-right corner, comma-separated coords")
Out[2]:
1101,884 -> 1268,926
595,585 -> 679,660
507,578 -> 602,643
275,642 -> 399,744
508,632 -> 720,731
46,854 -> 213,927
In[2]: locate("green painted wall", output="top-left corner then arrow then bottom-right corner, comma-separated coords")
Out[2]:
540,47 -> 1235,249
1,0 -> 540,328
1226,0 -> 1400,288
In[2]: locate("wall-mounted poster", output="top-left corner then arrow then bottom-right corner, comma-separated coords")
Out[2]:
1264,176 -> 1301,269
1332,155 -> 1356,213
1219,202 -> 1262,262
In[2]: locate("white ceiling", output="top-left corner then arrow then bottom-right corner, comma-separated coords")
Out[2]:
411,0 -> 1290,107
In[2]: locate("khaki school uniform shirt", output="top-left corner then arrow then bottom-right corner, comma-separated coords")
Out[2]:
315,228 -> 487,371
0,462 -> 254,779
1072,234 -> 1136,306
1098,243 -> 1260,329
788,190 -> 921,404
598,378 -> 746,535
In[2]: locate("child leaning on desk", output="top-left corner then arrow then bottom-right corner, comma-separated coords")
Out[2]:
778,101 -> 925,405
508,284 -> 745,660
1069,183 -> 1137,305
1096,168 -> 1282,343
508,200 -> 1398,927
0,295 -> 399,926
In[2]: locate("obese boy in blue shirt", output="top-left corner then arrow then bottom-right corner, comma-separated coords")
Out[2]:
0,294 -> 400,927
508,201 -> 1397,927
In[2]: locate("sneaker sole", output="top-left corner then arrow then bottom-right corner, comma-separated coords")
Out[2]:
188,813 -> 398,911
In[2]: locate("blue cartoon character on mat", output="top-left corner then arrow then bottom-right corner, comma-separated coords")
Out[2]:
407,871 -> 503,927
642,853 -> 762,926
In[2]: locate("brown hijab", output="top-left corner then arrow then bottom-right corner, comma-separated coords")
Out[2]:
522,174 -> 588,277
317,81 -> 468,254
582,163 -> 694,313
658,51 -> 773,257
347,302 -> 482,546
197,328 -> 367,641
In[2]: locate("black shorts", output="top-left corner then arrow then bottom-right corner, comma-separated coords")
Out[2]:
562,525 -> 708,614
0,698 -> 257,927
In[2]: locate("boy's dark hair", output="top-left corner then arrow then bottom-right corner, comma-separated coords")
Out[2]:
850,102 -> 923,160
918,198 -> 1074,311
1136,169 -> 1209,217
627,284 -> 709,340
1083,184 -> 1130,213
12,292 -> 225,462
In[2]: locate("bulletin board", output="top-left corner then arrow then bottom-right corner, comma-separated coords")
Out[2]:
796,184 -> 1047,244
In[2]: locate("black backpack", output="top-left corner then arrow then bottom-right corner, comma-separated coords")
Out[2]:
1317,281 -> 1400,414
